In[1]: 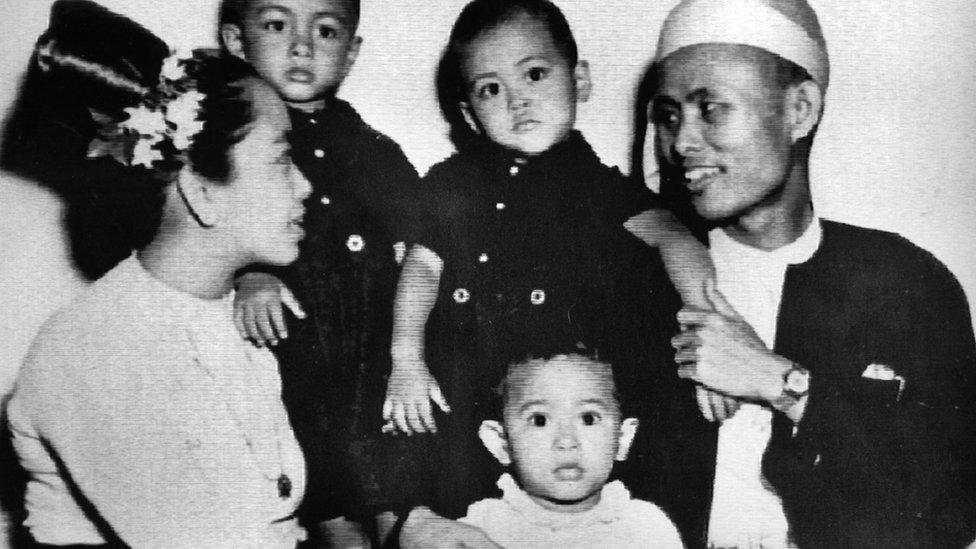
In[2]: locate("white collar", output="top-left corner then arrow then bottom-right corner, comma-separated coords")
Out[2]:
709,217 -> 822,268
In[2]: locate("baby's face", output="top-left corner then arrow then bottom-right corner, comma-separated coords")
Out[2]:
502,357 -> 627,512
459,12 -> 587,156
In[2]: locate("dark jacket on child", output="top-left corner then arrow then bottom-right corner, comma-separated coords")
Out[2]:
410,132 -> 681,517
263,99 -> 422,522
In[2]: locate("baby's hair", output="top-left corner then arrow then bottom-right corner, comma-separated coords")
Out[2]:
217,0 -> 361,48
488,344 -> 621,420
436,0 -> 578,149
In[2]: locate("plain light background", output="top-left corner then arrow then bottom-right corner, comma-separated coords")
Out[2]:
0,3 -> 974,535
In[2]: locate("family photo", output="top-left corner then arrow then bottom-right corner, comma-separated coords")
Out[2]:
0,0 -> 974,547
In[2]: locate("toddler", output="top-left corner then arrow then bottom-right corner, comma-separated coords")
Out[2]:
219,0 -> 421,543
385,0 -> 711,516
461,352 -> 684,548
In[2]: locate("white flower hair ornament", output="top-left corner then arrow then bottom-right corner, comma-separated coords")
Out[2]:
87,50 -> 206,170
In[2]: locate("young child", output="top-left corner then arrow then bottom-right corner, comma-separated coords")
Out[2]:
385,0 -> 712,517
218,0 -> 421,543
461,352 -> 684,548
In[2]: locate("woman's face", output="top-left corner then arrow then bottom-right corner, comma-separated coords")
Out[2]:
223,77 -> 311,266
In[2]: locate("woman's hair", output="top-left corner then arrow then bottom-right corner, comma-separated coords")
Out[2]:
0,0 -> 256,278
436,0 -> 578,151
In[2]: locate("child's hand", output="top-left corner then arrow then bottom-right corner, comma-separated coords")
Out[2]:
233,272 -> 306,347
383,356 -> 451,435
695,385 -> 741,422
400,507 -> 502,549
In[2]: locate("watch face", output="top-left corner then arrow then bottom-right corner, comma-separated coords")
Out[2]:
786,369 -> 810,394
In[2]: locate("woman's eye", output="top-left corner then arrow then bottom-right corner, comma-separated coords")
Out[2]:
701,102 -> 728,123
651,104 -> 680,129
529,414 -> 547,427
477,82 -> 500,99
263,20 -> 286,32
318,25 -> 337,39
527,67 -> 548,82
581,412 -> 600,426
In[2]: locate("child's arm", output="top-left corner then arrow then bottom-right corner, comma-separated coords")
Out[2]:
233,272 -> 306,347
623,208 -> 712,309
384,244 -> 451,435
624,208 -> 741,422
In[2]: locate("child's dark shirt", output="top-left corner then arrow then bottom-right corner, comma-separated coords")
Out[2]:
410,132 -> 681,516
266,98 -> 421,522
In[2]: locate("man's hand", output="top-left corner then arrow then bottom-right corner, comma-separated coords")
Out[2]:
672,279 -> 791,405
400,508 -> 502,549
383,348 -> 451,435
233,272 -> 306,347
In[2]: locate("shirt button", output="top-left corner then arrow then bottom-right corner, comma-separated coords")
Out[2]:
320,195 -> 331,205
478,253 -> 489,263
314,149 -> 325,158
530,289 -> 546,305
495,202 -> 506,211
453,288 -> 471,304
509,165 -> 519,176
309,118 -> 318,125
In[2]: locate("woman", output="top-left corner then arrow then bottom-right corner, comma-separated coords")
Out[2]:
5,4 -> 311,547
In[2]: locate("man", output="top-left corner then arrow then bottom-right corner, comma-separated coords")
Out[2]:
638,0 -> 976,547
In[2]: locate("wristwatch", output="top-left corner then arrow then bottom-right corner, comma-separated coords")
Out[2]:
782,362 -> 810,400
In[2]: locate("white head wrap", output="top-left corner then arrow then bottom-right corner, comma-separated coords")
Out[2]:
655,0 -> 829,89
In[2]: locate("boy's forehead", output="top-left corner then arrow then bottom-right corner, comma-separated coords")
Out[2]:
245,0 -> 357,21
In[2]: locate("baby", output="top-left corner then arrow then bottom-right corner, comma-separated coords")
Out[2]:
461,352 -> 683,548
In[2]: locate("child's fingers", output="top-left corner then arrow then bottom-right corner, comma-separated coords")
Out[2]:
233,304 -> 248,341
418,400 -> 437,434
255,309 -> 278,347
392,403 -> 410,434
429,383 -> 452,414
695,386 -> 715,422
382,398 -> 393,422
242,305 -> 263,346
406,404 -> 426,434
280,286 -> 306,319
268,301 -> 288,341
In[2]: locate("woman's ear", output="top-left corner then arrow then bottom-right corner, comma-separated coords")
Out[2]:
615,418 -> 639,461
478,420 -> 512,466
176,170 -> 223,228
574,60 -> 592,103
786,80 -> 823,143
460,102 -> 482,135
220,24 -> 246,60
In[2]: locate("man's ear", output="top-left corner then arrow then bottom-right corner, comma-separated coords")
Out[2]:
220,24 -> 246,60
460,102 -> 482,135
615,418 -> 639,461
478,420 -> 512,466
786,80 -> 823,143
177,170 -> 224,227
574,60 -> 592,103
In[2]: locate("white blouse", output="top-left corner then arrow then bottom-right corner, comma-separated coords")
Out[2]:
7,256 -> 306,548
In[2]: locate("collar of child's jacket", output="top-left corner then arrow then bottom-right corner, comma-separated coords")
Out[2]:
469,130 -> 602,174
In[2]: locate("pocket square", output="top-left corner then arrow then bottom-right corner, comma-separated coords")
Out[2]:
861,363 -> 906,401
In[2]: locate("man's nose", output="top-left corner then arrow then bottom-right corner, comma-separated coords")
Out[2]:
673,116 -> 705,157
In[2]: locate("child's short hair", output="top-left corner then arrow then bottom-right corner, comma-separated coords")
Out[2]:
437,0 -> 578,149
487,343 -> 620,420
217,0 -> 362,44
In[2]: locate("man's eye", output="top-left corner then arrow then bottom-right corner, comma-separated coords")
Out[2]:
581,412 -> 600,426
529,414 -> 547,427
477,82 -> 501,99
263,20 -> 286,32
527,67 -> 548,82
318,25 -> 338,39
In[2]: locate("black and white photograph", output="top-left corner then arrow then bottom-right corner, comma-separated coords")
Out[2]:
1,1 -> 975,547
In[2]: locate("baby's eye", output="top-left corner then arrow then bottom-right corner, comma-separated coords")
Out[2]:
263,20 -> 286,32
529,413 -> 547,427
580,412 -> 601,426
527,67 -> 548,82
318,25 -> 338,39
476,82 -> 501,99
